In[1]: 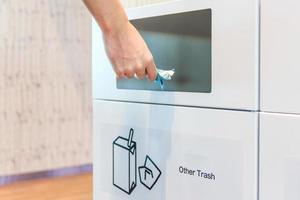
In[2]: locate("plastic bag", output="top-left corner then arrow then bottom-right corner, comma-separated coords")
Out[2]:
154,69 -> 175,90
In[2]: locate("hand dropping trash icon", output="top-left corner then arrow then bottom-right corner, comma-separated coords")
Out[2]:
112,128 -> 161,195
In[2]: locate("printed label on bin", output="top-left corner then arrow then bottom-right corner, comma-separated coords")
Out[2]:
113,129 -> 137,194
113,128 -> 162,195
139,156 -> 162,190
96,123 -> 246,199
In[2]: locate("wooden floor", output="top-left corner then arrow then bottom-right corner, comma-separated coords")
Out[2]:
0,173 -> 93,200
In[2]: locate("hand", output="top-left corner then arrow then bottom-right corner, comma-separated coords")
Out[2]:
103,22 -> 157,81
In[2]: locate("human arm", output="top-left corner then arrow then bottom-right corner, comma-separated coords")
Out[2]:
82,0 -> 157,80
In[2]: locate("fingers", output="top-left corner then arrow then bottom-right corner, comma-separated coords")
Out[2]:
146,61 -> 157,81
115,66 -> 136,79
135,64 -> 146,79
115,68 -> 125,79
124,67 -> 135,79
103,22 -> 157,81
114,55 -> 156,81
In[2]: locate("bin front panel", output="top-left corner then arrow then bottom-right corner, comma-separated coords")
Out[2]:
260,113 -> 300,200
93,100 -> 258,200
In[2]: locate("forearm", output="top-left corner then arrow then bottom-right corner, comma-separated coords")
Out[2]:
82,0 -> 128,34
83,0 -> 157,80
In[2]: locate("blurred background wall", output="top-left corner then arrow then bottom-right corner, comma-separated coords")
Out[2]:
0,0 -> 92,176
0,0 -> 170,177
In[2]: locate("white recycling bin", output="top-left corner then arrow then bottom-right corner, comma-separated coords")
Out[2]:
92,0 -> 260,110
260,113 -> 300,200
93,100 -> 258,200
261,0 -> 300,114
92,0 -> 260,199
260,1 -> 300,199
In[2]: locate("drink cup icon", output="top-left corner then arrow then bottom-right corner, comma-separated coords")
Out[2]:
113,129 -> 137,195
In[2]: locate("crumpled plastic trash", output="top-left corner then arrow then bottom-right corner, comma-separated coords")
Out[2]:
154,68 -> 175,90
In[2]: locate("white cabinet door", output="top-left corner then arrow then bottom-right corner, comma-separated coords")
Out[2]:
93,0 -> 259,110
260,113 -> 300,200
93,100 -> 258,200
261,0 -> 300,114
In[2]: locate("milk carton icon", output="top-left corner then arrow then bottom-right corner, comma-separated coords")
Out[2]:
113,128 -> 137,194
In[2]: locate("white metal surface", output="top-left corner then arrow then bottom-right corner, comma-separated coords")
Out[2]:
93,100 -> 258,200
260,112 -> 300,200
92,0 -> 259,110
261,0 -> 300,114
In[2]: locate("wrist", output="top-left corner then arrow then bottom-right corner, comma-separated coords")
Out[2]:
97,14 -> 129,36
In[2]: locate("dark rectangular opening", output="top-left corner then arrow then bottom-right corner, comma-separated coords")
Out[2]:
117,9 -> 212,93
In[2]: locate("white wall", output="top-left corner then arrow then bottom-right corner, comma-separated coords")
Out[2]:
0,0 -> 92,175
0,0 -> 172,176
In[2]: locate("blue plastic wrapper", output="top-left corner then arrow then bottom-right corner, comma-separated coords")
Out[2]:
154,69 -> 175,90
